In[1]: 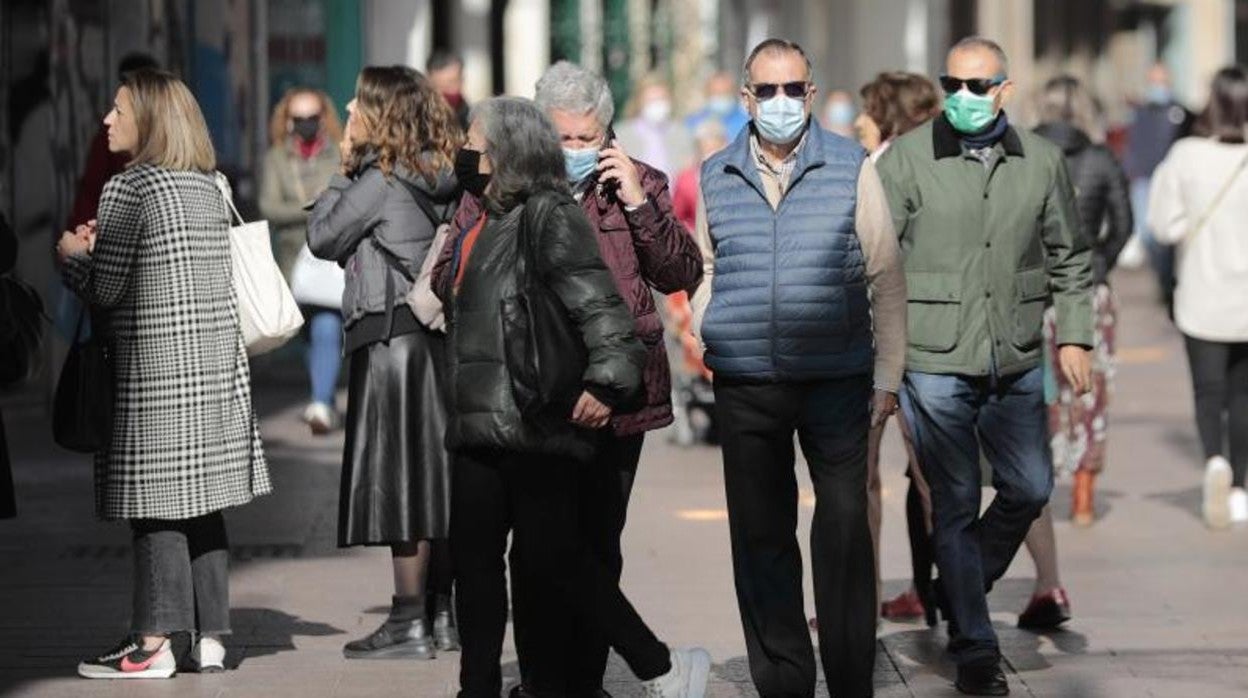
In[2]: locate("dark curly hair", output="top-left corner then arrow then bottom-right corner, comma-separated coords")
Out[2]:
345,65 -> 464,182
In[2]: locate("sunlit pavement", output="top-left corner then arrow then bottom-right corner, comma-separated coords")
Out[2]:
2,268 -> 1247,697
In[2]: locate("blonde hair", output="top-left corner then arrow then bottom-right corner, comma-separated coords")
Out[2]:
267,87 -> 343,146
124,69 -> 216,172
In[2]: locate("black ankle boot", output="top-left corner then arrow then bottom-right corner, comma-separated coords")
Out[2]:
343,596 -> 434,659
432,593 -> 460,651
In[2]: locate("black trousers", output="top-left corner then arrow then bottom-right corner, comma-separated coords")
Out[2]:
450,447 -> 669,698
1183,335 -> 1248,486
510,432 -> 645,694
714,376 -> 876,698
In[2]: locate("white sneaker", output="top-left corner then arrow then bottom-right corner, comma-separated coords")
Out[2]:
302,401 -> 336,435
1230,487 -> 1248,524
78,637 -> 176,679
641,647 -> 711,698
1203,456 -> 1233,530
192,635 -> 226,673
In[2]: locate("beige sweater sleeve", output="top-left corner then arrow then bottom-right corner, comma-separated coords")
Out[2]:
856,159 -> 907,393
690,190 -> 715,345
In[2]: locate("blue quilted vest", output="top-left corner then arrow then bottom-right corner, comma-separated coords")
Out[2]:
700,123 -> 874,381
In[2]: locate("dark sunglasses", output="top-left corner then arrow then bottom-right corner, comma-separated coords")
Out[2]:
749,81 -> 810,100
938,75 -> 1006,96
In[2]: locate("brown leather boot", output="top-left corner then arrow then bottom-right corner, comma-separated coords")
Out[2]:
1072,470 -> 1095,527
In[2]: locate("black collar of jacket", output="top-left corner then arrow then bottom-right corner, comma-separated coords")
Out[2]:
932,113 -> 1025,160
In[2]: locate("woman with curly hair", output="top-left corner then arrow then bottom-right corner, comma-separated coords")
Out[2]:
308,65 -> 463,659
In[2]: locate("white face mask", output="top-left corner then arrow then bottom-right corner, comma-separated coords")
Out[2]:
642,99 -> 672,124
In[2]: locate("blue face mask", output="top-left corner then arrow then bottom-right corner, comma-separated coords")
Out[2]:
563,146 -> 600,183
825,101 -> 855,128
755,95 -> 808,145
1145,85 -> 1172,105
707,95 -> 737,116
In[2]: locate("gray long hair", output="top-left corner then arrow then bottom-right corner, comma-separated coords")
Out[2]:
471,96 -> 570,212
1038,75 -> 1105,142
534,60 -> 615,129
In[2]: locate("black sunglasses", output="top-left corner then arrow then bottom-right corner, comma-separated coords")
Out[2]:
749,81 -> 810,100
938,75 -> 1006,96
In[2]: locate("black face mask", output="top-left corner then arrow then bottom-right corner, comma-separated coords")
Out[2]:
455,148 -> 491,197
291,115 -> 321,142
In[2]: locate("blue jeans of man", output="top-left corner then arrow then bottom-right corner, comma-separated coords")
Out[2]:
900,367 -> 1053,667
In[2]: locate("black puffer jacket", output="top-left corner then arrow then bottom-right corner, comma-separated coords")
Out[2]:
1035,122 -> 1133,285
438,190 -> 644,461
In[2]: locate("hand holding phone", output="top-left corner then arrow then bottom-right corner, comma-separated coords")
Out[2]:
596,139 -> 646,208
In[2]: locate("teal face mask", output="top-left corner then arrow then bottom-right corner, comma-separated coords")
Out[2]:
563,146 -> 600,183
943,89 -> 998,134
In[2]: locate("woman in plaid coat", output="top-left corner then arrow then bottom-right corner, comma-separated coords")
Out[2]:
57,69 -> 270,680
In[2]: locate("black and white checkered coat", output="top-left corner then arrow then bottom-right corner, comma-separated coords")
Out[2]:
62,164 -> 271,521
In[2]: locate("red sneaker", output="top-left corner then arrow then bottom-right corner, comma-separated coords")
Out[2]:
881,589 -> 927,621
1017,588 -> 1072,629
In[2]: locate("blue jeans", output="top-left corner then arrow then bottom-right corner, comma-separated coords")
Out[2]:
306,310 -> 343,405
900,367 -> 1053,666
1132,177 -> 1175,301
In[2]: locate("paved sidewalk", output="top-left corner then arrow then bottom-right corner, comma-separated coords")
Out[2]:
2,269 -> 1247,697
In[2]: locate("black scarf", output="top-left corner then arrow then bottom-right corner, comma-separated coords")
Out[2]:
959,112 -> 1010,150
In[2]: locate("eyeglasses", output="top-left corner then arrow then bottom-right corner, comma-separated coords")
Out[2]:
749,81 -> 810,100
938,75 -> 1006,96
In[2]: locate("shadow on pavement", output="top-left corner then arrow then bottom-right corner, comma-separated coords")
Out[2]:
226,607 -> 345,669
1145,485 -> 1203,523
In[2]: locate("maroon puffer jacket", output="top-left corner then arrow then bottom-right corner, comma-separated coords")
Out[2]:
438,159 -> 702,436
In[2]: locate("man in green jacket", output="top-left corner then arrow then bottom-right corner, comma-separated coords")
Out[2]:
876,37 -> 1093,696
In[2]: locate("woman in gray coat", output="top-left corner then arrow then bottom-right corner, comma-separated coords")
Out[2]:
308,65 -> 461,659
58,69 -> 270,679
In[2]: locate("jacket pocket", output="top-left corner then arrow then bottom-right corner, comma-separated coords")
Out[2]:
906,271 -> 962,352
1012,267 -> 1049,351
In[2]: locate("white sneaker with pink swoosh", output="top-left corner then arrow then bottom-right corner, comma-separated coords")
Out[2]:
78,636 -> 176,679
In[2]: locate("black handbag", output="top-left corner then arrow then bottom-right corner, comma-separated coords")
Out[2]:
0,275 -> 46,389
52,310 -> 114,453
501,194 -> 588,426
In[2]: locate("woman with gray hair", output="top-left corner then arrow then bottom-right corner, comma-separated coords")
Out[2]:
435,96 -> 709,698
1015,74 -> 1132,630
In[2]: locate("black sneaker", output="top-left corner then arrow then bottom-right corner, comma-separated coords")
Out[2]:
342,619 -> 435,659
78,636 -> 176,679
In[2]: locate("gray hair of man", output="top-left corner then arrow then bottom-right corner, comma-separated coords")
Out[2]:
534,60 -> 616,130
742,39 -> 814,86
469,96 -> 570,211
948,36 -> 1010,77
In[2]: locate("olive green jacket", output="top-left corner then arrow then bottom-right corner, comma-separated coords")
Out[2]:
258,141 -> 341,279
876,115 -> 1093,377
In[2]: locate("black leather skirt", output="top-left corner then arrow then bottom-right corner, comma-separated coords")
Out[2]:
338,328 -> 450,546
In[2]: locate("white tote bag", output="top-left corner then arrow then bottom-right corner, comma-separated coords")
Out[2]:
290,244 -> 345,309
216,175 -> 303,355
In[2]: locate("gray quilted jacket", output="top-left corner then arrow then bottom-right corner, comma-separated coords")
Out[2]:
307,153 -> 457,328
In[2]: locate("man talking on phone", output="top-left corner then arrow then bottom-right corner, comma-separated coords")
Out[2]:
446,61 -> 704,697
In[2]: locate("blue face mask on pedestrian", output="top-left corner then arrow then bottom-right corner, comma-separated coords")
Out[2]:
564,146 -> 600,183
755,95 -> 808,145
